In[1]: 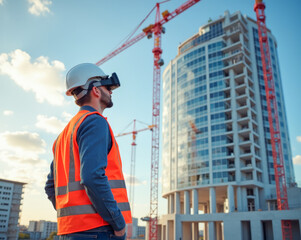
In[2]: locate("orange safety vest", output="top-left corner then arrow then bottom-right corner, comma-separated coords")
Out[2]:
53,109 -> 132,235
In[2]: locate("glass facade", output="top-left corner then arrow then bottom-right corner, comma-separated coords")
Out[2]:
162,12 -> 294,195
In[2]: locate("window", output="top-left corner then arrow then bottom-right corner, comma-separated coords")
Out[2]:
247,188 -> 254,196
179,23 -> 223,54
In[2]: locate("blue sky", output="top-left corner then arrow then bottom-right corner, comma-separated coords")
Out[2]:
1,0 -> 301,226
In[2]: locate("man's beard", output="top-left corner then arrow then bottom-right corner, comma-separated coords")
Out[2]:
99,88 -> 113,108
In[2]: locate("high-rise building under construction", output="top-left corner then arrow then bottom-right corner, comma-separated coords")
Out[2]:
158,10 -> 301,240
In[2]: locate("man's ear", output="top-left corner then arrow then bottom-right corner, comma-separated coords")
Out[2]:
91,86 -> 101,97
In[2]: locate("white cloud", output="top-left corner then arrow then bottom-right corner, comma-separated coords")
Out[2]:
62,111 -> 73,121
0,131 -> 46,157
297,136 -> 301,143
293,155 -> 301,165
35,112 -> 72,134
28,0 -> 52,16
36,115 -> 66,134
124,174 -> 147,186
0,0 -> 4,5
0,131 -> 49,191
3,110 -> 14,116
0,153 -> 49,188
0,49 -> 65,105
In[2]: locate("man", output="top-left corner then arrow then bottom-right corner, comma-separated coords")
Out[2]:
45,63 -> 132,239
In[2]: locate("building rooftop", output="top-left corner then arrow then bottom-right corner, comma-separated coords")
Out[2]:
0,178 -> 27,185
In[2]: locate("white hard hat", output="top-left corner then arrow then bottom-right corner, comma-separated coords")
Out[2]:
66,63 -> 108,96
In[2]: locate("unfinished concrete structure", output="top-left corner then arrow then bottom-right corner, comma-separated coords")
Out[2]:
158,10 -> 301,240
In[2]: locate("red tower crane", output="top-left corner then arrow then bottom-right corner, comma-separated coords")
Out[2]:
115,120 -> 155,217
96,1 -> 201,239
115,120 -> 155,239
254,0 -> 292,239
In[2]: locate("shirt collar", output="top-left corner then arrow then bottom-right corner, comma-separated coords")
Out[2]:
79,105 -> 97,112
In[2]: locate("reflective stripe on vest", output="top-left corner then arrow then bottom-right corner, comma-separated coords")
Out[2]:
57,202 -> 131,217
68,112 -> 90,183
55,180 -> 126,196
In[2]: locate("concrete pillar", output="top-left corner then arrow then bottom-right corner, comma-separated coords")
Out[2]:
216,222 -> 223,240
254,187 -> 259,210
167,220 -> 174,240
184,190 -> 190,214
174,215 -> 182,240
192,189 -> 198,214
251,220 -> 263,240
175,191 -> 180,214
192,222 -> 199,240
208,222 -> 216,240
168,195 -> 171,214
299,219 -> 301,239
257,188 -> 263,210
272,219 -> 282,240
224,220 -> 241,240
204,222 -> 208,240
210,187 -> 216,213
241,187 -> 247,211
163,225 -> 166,240
180,202 -> 184,214
169,194 -> 175,214
236,186 -> 242,211
182,222 -> 192,240
157,225 -> 162,240
227,185 -> 235,212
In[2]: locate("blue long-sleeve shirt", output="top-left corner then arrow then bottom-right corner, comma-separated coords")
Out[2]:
45,105 -> 125,231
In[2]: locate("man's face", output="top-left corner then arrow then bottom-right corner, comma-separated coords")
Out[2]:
98,86 -> 113,108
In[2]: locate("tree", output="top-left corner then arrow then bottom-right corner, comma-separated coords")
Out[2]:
47,231 -> 57,240
18,233 -> 30,239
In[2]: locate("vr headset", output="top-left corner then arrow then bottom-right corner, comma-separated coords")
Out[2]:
74,73 -> 120,100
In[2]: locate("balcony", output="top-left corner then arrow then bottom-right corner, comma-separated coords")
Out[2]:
239,139 -> 251,148
238,124 -> 249,132
222,40 -> 242,53
228,162 -> 235,169
241,173 -> 253,181
240,150 -> 252,158
256,162 -> 262,169
228,172 -> 236,182
243,41 -> 251,55
225,113 -> 232,121
226,147 -> 235,158
222,49 -> 241,61
237,105 -> 248,116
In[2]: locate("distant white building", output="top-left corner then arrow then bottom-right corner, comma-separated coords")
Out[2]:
28,220 -> 57,239
128,217 -> 146,239
137,225 -> 146,239
0,178 -> 26,240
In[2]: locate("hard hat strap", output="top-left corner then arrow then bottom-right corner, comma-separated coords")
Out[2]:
72,73 -> 120,100
73,80 -> 101,100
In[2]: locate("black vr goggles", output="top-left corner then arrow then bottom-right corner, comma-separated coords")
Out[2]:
74,73 -> 120,100
95,72 -> 120,91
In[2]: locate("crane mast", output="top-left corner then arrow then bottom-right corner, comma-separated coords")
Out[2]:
254,1 -> 292,239
149,4 -> 163,239
96,1 -> 201,239
115,120 -> 155,217
116,120 -> 154,239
